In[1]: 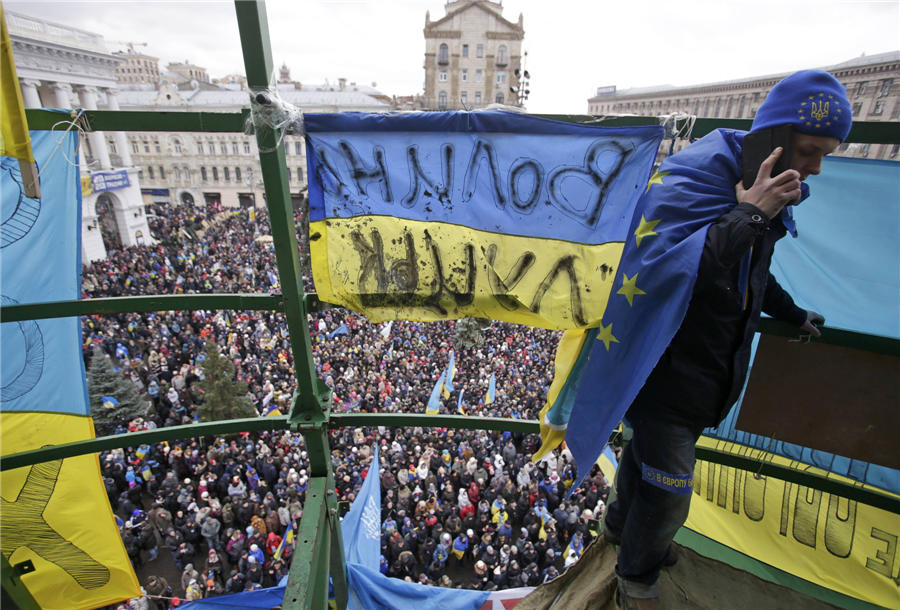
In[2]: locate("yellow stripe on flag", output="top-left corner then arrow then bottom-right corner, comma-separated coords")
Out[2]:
1,412 -> 140,609
532,328 -> 590,462
309,217 -> 624,330
686,437 -> 900,609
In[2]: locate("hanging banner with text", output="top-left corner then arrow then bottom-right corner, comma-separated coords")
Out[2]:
686,437 -> 900,609
305,111 -> 663,330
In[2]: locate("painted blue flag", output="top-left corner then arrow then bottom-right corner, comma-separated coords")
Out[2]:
341,446 -> 381,570
536,129 -> 806,489
305,111 -> 663,329
426,371 -> 445,415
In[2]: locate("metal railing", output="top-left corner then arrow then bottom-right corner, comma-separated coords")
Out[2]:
2,1 -> 899,608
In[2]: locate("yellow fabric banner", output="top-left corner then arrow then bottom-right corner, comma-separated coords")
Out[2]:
0,4 -> 34,163
686,437 -> 900,609
310,216 -> 623,330
1,412 -> 141,609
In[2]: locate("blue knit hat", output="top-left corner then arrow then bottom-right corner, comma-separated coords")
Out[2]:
751,70 -> 852,141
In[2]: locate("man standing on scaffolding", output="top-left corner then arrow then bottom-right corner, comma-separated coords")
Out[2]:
602,70 -> 852,609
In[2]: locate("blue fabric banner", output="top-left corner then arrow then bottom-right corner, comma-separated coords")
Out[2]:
1,130 -> 88,415
341,446 -> 381,571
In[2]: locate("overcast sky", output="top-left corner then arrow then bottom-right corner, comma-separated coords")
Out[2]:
7,0 -> 899,113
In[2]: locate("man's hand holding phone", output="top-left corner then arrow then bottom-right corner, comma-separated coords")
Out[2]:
735,147 -> 802,219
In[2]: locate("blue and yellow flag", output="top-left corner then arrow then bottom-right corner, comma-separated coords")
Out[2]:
305,111 -> 662,329
273,522 -> 294,562
535,129 -> 802,488
426,371 -> 446,415
484,372 -> 496,405
456,388 -> 465,415
441,350 -> 455,399
1,129 -> 140,608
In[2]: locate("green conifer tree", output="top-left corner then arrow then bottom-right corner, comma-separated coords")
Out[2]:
87,347 -> 149,433
197,342 -> 257,422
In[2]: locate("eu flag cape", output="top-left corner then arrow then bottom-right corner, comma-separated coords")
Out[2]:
535,129 -> 804,488
1,129 -> 140,608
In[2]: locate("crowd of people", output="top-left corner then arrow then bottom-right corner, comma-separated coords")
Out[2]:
86,203 -> 614,608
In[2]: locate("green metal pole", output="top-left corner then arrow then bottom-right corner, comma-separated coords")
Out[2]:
234,0 -> 328,417
1,555 -> 41,610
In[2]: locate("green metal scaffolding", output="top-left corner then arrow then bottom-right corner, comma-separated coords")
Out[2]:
2,1 -> 899,608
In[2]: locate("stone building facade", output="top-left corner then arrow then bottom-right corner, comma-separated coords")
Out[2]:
587,51 -> 900,160
8,10 -> 151,263
114,79 -> 391,211
423,0 -> 525,110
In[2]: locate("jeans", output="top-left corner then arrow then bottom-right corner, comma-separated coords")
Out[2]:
604,408 -> 701,598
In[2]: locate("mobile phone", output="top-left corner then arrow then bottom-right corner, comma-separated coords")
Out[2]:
741,125 -> 795,190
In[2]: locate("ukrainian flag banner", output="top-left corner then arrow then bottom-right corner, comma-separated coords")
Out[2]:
305,111 -> 663,330
1,130 -> 140,608
485,372 -> 496,405
534,130 -> 803,489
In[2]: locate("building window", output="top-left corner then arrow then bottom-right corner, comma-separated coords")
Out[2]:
148,166 -> 154,179
132,140 -> 139,154
154,140 -> 161,153
860,143 -> 871,157
852,102 -> 863,116
476,44 -> 483,58
159,166 -> 165,179
108,140 -> 117,154
856,81 -> 867,97
137,168 -> 143,179
495,92 -> 504,104
295,141 -> 302,155
879,79 -> 893,97
461,69 -> 468,82
438,91 -> 448,110
285,141 -> 291,155
220,142 -> 228,155
439,43 -> 449,65
496,71 -> 506,85
460,91 -> 468,105
475,69 -> 483,83
173,139 -> 183,154
174,167 -> 181,181
243,142 -> 250,154
439,70 -> 448,82
297,167 -> 303,182
197,141 -> 204,155
462,44 -> 468,58
497,45 -> 508,66
475,91 -> 481,104
212,167 -> 219,181
208,142 -> 216,155
224,166 -> 231,181
889,144 -> 899,158
143,141 -> 150,153
232,141 -> 239,155
200,166 -> 207,181
235,167 -> 242,182
872,100 -> 885,115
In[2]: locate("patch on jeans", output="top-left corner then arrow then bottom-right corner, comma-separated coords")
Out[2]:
641,463 -> 693,494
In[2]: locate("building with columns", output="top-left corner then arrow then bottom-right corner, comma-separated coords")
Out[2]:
8,10 -> 152,263
113,77 -> 391,211
423,1 -> 525,111
587,51 -> 900,161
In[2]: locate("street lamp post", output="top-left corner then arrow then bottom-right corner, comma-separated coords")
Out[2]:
510,50 -> 531,107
